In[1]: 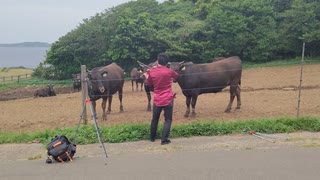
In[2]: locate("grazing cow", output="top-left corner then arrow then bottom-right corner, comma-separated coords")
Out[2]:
130,67 -> 144,92
87,63 -> 124,121
137,61 -> 157,111
72,73 -> 81,92
34,84 -> 56,97
167,56 -> 242,118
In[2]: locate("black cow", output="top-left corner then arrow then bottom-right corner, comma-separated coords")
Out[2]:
167,56 -> 242,118
72,73 -> 81,92
34,84 -> 56,97
87,63 -> 125,121
130,67 -> 144,92
137,60 -> 157,111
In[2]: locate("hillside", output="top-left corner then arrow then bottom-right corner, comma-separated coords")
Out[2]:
0,42 -> 51,47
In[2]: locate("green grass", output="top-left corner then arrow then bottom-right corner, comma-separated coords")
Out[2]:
0,77 -> 72,90
0,116 -> 319,145
242,57 -> 320,69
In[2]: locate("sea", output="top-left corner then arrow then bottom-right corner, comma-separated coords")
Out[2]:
0,46 -> 50,69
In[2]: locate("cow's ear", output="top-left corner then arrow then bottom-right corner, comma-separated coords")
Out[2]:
86,72 -> 92,79
101,71 -> 108,77
180,65 -> 186,71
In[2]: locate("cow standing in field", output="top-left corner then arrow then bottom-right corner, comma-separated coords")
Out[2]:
130,67 -> 144,92
34,84 -> 56,97
72,73 -> 81,92
87,63 -> 124,121
167,56 -> 242,118
137,60 -> 158,111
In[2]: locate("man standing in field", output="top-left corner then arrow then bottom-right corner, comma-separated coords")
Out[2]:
146,53 -> 178,145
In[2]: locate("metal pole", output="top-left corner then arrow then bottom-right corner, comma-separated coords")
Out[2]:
297,42 -> 305,118
81,65 -> 88,124
87,100 -> 108,160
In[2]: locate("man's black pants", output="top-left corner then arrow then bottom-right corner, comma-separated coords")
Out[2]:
150,100 -> 173,142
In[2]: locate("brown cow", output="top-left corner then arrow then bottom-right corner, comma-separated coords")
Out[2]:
87,63 -> 124,121
72,73 -> 81,92
34,84 -> 56,97
167,56 -> 242,118
130,67 -> 144,92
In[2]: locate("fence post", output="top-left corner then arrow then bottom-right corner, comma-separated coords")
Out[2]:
297,42 -> 305,118
81,65 -> 88,124
17,75 -> 20,83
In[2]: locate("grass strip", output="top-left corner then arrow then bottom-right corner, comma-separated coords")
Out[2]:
0,116 -> 319,145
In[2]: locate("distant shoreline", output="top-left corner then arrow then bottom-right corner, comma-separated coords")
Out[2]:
0,42 -> 51,48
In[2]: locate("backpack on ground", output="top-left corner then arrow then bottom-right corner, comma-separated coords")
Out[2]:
46,135 -> 76,163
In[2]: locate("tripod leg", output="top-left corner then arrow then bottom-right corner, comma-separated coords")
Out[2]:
70,102 -> 87,142
88,100 -> 108,160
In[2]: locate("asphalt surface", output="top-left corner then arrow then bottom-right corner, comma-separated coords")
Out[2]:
1,132 -> 320,180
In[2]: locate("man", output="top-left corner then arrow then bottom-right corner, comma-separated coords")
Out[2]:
146,53 -> 179,145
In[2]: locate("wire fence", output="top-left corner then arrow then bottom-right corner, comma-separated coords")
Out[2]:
0,73 -> 31,84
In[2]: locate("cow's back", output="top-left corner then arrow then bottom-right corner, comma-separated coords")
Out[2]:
178,56 -> 241,94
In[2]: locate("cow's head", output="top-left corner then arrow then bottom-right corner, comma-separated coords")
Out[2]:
72,73 -> 81,84
167,61 -> 193,82
87,70 -> 108,93
167,61 -> 189,72
137,67 -> 143,74
137,61 -> 158,72
47,84 -> 56,96
137,60 -> 158,81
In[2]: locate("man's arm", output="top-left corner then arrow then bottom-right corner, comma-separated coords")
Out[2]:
171,70 -> 179,80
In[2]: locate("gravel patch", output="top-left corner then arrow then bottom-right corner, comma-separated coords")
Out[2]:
1,131 -> 319,162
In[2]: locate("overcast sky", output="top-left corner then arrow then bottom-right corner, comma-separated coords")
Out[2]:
0,0 -> 165,44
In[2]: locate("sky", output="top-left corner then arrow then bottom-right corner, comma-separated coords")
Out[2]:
0,0 -> 165,44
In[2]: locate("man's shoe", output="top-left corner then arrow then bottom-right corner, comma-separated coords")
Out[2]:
161,139 -> 171,145
150,138 -> 155,142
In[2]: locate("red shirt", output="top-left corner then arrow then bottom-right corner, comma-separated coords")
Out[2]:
147,65 -> 179,106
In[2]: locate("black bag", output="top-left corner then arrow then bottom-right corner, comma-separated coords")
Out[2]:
46,135 -> 76,163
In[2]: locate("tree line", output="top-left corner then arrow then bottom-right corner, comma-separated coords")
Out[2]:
33,0 -> 320,80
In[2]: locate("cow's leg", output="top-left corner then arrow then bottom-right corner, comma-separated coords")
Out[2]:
136,81 -> 139,92
225,84 -> 237,112
131,80 -> 134,92
144,85 -> 152,111
191,95 -> 198,118
119,90 -> 124,113
140,83 -> 143,92
107,95 -> 112,114
236,84 -> 241,109
184,96 -> 191,117
101,98 -> 107,121
91,100 -> 98,119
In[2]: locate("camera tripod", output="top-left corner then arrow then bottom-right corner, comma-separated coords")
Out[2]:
72,98 -> 108,164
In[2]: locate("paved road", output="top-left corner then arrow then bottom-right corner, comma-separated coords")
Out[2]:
1,132 -> 320,180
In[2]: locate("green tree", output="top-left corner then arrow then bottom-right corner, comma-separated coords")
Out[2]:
203,0 -> 277,62
277,0 -> 320,57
